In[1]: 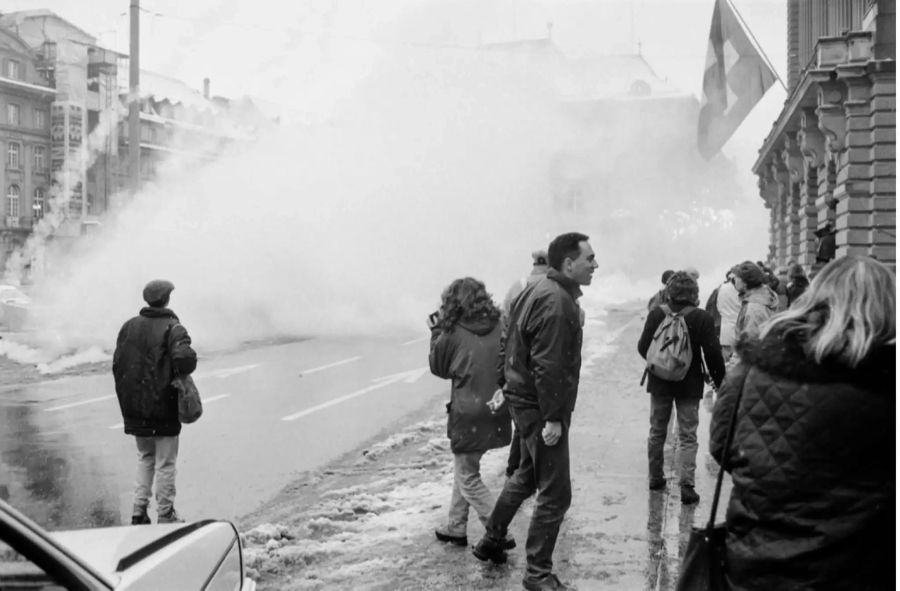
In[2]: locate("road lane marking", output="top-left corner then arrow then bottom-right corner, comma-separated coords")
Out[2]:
402,336 -> 429,346
282,367 -> 428,422
45,395 -> 115,412
299,356 -> 361,376
105,393 -> 232,429
193,364 -> 261,379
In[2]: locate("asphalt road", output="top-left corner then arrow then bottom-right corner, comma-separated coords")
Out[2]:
0,333 -> 447,529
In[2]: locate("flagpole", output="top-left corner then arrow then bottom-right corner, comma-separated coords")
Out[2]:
726,0 -> 788,91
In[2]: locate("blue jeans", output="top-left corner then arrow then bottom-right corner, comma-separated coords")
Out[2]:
445,451 -> 495,535
485,407 -> 571,584
648,394 -> 699,486
133,435 -> 179,515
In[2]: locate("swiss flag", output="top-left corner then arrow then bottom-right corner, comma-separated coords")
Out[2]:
698,0 -> 777,159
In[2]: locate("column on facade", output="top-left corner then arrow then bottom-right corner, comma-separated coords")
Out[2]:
868,62 -> 896,265
770,155 -> 791,268
782,134 -> 804,265
797,108 -> 825,269
758,169 -> 778,264
815,79 -> 844,229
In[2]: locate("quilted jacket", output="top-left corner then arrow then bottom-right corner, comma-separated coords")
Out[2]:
710,327 -> 895,591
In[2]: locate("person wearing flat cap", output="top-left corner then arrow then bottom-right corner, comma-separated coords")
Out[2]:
113,279 -> 197,525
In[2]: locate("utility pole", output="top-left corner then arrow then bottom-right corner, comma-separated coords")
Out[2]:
128,0 -> 140,195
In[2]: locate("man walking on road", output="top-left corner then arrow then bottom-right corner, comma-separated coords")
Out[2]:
113,279 -> 197,525
473,232 -> 597,591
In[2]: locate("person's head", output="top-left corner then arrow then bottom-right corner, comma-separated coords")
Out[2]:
532,249 -> 549,269
547,232 -> 597,286
665,271 -> 699,306
683,266 -> 700,281
660,269 -> 675,285
760,256 -> 895,367
438,277 -> 500,331
142,279 -> 174,308
788,263 -> 807,281
732,261 -> 766,293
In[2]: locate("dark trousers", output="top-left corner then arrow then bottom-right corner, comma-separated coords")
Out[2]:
505,424 -> 521,477
485,406 -> 572,583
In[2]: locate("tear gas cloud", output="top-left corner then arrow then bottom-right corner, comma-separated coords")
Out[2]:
9,0 -> 768,362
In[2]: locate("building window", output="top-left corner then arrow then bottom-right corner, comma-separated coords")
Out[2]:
7,143 -> 20,169
32,188 -> 44,219
33,110 -> 47,129
33,146 -> 45,170
6,103 -> 20,126
6,60 -> 20,80
7,185 -> 20,217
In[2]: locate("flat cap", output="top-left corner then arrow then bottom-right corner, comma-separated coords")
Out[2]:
142,279 -> 175,305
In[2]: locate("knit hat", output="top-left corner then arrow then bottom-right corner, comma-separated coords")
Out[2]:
732,261 -> 766,289
665,271 -> 698,305
142,279 -> 175,306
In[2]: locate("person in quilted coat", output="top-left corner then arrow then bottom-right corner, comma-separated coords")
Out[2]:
710,256 -> 895,590
428,277 -> 512,548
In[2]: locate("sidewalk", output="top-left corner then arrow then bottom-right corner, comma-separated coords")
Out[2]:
240,306 -> 726,590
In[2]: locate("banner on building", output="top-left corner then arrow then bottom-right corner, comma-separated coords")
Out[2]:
698,0 -> 777,159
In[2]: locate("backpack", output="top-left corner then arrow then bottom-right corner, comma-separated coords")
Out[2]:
643,304 -> 694,383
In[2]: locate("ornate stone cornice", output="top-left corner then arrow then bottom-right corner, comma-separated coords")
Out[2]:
781,135 -> 804,184
798,108 -> 826,169
816,81 -> 847,157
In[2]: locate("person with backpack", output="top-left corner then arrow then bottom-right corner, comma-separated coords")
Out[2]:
637,271 -> 725,504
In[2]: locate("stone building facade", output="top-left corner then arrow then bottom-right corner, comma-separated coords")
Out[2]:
753,0 -> 895,272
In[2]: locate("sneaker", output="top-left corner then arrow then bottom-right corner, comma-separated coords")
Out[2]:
157,508 -> 185,524
649,477 -> 666,491
434,527 -> 467,547
472,536 -> 507,564
131,510 -> 151,525
681,485 -> 700,505
522,573 -> 575,590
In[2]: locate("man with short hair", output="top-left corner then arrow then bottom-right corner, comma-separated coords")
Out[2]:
473,232 -> 597,591
113,279 -> 197,525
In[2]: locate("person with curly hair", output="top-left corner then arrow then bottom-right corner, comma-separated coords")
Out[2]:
428,277 -> 512,549
710,255 -> 895,590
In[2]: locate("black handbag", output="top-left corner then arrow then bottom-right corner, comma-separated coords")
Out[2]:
173,374 -> 203,424
675,381 -> 743,591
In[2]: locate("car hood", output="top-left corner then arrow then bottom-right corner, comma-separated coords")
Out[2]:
50,523 -> 190,579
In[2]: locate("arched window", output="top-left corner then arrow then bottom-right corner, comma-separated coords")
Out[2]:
33,188 -> 45,219
7,185 -> 20,217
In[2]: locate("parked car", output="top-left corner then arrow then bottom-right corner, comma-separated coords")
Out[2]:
0,498 -> 256,590
0,284 -> 31,330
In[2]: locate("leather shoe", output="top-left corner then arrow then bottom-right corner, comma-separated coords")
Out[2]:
522,573 -> 575,590
472,536 -> 507,564
434,528 -> 467,546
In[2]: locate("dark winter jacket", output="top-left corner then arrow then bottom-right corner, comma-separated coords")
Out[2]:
637,303 -> 725,398
429,315 -> 512,454
785,276 -> 810,306
498,269 -> 583,424
113,307 -> 197,437
710,328 -> 895,591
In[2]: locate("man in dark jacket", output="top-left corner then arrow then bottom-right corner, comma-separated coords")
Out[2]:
473,232 -> 597,591
638,272 -> 724,504
113,279 -> 197,525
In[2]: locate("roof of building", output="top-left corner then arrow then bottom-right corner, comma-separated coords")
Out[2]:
0,10 -> 96,44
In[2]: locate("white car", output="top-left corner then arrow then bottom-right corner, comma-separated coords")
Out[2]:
0,499 -> 256,590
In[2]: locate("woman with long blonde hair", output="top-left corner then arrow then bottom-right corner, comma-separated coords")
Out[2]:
710,256 -> 895,590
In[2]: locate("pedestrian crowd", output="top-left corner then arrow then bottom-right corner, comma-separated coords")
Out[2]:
109,236 -> 893,591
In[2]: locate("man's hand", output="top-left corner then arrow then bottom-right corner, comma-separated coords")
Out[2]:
542,421 -> 562,446
486,388 -> 505,414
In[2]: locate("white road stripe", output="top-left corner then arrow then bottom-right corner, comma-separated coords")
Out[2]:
401,336 -> 429,346
193,364 -> 261,379
299,356 -> 361,376
108,422 -> 123,430
45,395 -> 115,412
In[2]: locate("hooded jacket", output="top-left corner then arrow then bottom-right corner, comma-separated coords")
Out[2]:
498,269 -> 583,424
734,284 -> 778,342
710,328 -> 895,591
429,315 -> 512,454
113,307 -> 197,437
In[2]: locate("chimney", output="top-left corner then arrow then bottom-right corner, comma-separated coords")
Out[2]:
203,77 -> 210,99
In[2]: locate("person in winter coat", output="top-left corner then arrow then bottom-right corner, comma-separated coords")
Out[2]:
711,270 -> 741,360
428,277 -> 512,548
647,269 -> 674,311
710,255 -> 895,591
473,232 -> 596,591
638,272 -> 725,504
113,279 -> 197,525
732,261 -> 778,343
785,262 -> 810,306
